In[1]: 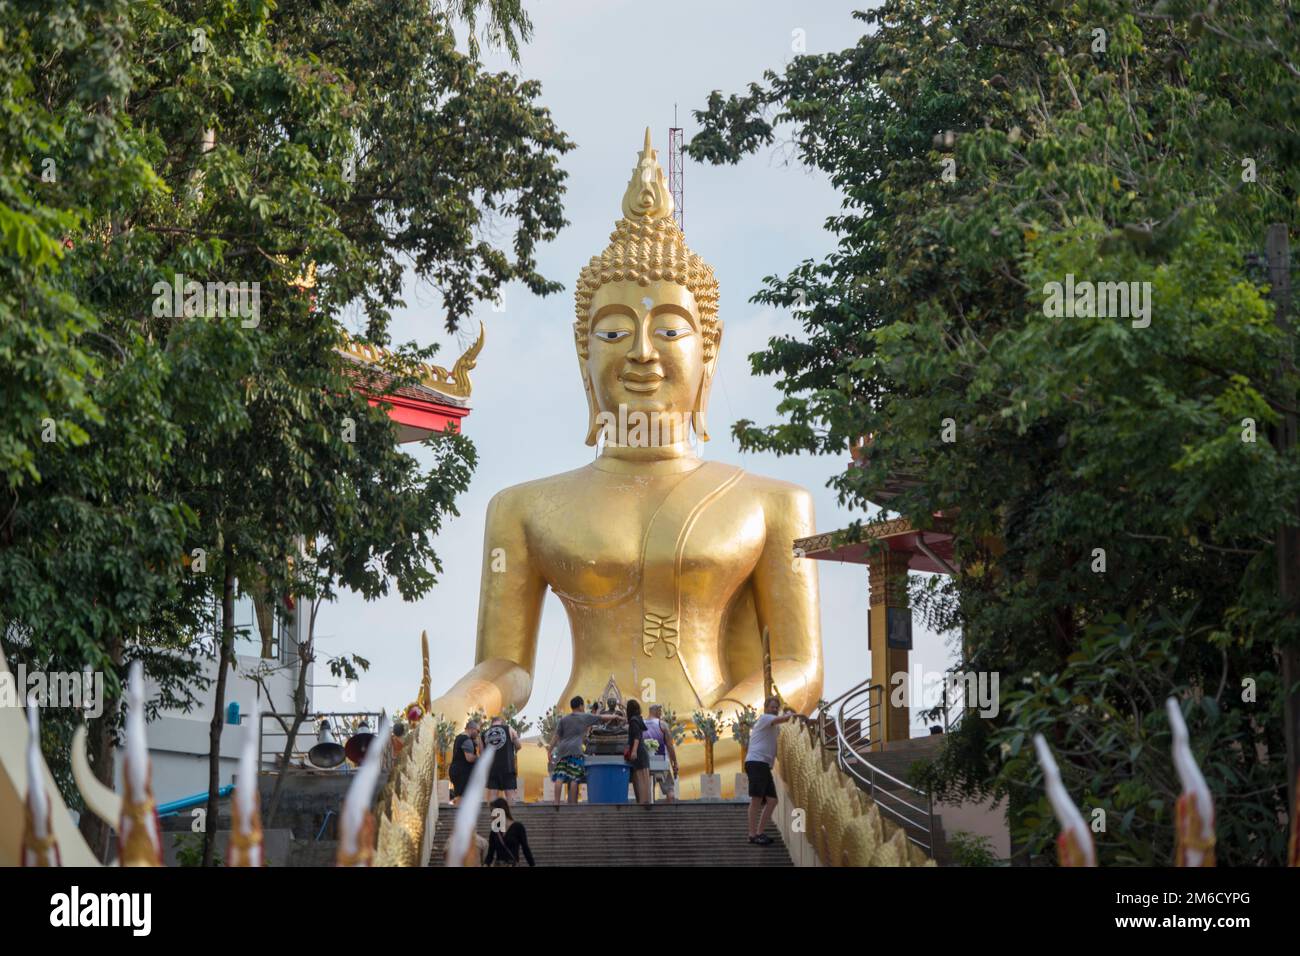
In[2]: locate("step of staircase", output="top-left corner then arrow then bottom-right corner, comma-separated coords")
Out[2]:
844,750 -> 933,788
429,802 -> 792,867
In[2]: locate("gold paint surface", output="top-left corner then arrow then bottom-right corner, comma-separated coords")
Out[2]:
427,131 -> 824,784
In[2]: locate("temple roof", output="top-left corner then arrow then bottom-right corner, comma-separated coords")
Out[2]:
336,323 -> 482,442
336,321 -> 482,406
338,353 -> 471,409
795,516 -> 958,575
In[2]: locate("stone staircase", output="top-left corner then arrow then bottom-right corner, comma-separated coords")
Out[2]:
851,734 -> 944,784
428,802 -> 793,867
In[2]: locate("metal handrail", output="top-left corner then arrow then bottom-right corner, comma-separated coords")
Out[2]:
833,683 -> 937,857
818,675 -> 876,715
813,675 -> 876,748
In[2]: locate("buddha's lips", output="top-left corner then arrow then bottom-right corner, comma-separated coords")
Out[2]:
621,374 -> 663,392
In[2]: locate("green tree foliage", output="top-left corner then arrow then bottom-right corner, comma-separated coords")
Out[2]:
1,0 -> 569,861
0,0 -> 211,832
690,0 -> 1297,864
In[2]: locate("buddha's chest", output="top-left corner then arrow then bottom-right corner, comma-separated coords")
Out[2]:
527,472 -> 766,609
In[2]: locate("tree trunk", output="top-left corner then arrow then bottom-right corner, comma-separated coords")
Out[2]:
201,543 -> 236,867
78,631 -> 123,862
1267,223 -> 1300,834
1007,787 -> 1033,866
78,704 -> 117,861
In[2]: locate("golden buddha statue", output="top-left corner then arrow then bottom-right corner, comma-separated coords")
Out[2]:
428,129 -> 822,796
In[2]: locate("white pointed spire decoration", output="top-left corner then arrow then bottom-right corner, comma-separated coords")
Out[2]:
337,716 -> 392,866
1033,733 -> 1096,866
23,695 -> 59,866
1166,698 -> 1215,866
227,696 -> 264,866
119,660 -> 161,866
446,743 -> 496,867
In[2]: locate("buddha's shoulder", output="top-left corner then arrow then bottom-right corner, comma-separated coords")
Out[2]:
732,469 -> 816,516
484,465 -> 596,514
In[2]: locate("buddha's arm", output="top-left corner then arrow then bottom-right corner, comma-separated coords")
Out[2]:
719,485 -> 823,714
428,488 -> 545,721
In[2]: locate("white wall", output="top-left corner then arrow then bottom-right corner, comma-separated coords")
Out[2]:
129,648 -> 313,805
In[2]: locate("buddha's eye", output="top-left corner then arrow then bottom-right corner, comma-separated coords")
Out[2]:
655,327 -> 692,341
593,329 -> 631,343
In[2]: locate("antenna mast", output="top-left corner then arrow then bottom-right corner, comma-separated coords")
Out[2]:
668,105 -> 685,232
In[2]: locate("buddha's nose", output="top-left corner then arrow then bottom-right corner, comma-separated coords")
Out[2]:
629,329 -> 658,363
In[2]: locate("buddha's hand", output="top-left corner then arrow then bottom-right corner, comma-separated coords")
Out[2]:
426,694 -> 477,727
716,661 -> 818,720
425,659 -> 532,726
711,697 -> 759,726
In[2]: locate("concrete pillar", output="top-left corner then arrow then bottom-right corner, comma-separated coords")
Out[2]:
868,549 -> 912,745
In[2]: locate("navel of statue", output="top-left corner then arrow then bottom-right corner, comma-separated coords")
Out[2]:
426,128 -> 824,792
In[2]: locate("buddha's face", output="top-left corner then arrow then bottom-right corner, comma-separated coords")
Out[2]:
586,280 -> 706,438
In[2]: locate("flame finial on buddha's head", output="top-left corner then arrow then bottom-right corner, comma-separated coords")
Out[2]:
573,128 -> 722,444
621,127 -> 675,221
575,129 -> 719,350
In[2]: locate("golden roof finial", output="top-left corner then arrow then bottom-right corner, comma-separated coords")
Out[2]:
620,126 -> 675,221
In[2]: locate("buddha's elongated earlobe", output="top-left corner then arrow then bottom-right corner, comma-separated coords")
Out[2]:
692,378 -> 711,443
691,408 -> 710,443
582,365 -> 603,446
692,319 -> 722,442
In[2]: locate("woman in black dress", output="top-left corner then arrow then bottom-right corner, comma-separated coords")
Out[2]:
625,698 -> 651,805
483,797 -> 535,866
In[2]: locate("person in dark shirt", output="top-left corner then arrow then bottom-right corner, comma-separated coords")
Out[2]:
625,699 -> 651,804
483,715 -> 521,802
484,797 -> 535,866
448,719 -> 480,805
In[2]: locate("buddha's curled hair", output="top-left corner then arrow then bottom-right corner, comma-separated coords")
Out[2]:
573,131 -> 720,362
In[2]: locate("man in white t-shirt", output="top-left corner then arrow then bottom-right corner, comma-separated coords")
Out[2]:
644,704 -> 679,802
746,696 -> 797,845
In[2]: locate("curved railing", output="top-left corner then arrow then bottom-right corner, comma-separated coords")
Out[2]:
818,680 -> 938,858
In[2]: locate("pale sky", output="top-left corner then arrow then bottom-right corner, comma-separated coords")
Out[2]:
313,0 -> 955,733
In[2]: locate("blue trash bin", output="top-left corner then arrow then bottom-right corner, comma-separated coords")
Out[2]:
585,756 -> 629,804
